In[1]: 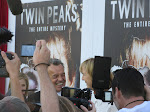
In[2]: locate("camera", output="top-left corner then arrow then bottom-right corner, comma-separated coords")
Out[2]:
0,51 -> 13,77
92,56 -> 113,102
94,89 -> 113,102
61,87 -> 91,109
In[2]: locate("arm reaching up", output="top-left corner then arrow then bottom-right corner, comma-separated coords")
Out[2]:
33,40 -> 60,112
1,51 -> 24,102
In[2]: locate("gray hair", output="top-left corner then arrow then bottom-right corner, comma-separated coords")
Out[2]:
49,58 -> 64,67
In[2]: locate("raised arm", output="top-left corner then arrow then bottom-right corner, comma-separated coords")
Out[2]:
33,40 -> 60,112
1,51 -> 24,102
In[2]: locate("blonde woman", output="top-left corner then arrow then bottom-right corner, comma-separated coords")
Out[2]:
6,73 -> 29,99
80,58 -> 117,112
18,73 -> 29,98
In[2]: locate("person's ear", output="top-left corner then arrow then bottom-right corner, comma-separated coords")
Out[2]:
115,87 -> 121,99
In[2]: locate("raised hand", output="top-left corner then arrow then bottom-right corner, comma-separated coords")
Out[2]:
1,51 -> 21,78
33,40 -> 50,70
1,51 -> 24,102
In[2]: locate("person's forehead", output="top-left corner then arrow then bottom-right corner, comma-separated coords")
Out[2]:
48,64 -> 64,74
82,66 -> 88,74
19,79 -> 26,83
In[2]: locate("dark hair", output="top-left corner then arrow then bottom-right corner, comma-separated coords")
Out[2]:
49,58 -> 64,67
112,67 -> 145,99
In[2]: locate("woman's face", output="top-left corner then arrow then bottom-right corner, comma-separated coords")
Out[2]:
81,67 -> 92,89
19,79 -> 27,95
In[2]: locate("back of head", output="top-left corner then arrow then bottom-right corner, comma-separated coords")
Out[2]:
0,96 -> 30,112
112,67 -> 145,99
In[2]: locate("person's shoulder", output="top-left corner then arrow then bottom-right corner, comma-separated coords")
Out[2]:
136,101 -> 150,108
118,101 -> 150,112
118,109 -> 126,112
146,100 -> 150,103
143,101 -> 150,107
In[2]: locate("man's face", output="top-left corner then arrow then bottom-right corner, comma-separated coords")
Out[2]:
47,64 -> 66,92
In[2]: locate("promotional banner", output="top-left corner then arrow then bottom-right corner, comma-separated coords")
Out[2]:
104,0 -> 150,86
15,0 -> 82,90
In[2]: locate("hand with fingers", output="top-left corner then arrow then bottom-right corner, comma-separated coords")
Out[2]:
1,51 -> 24,102
33,40 -> 50,70
80,100 -> 96,112
1,51 -> 21,78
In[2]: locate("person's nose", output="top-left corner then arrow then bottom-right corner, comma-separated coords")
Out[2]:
58,75 -> 63,81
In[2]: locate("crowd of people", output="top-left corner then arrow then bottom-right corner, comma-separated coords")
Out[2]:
0,40 -> 150,112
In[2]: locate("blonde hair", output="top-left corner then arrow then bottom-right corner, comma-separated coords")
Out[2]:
9,73 -> 29,97
19,73 -> 29,97
80,58 -> 114,89
79,58 -> 94,78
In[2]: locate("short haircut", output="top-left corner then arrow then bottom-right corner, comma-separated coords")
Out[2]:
0,96 -> 30,112
112,67 -> 145,99
49,58 -> 64,67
